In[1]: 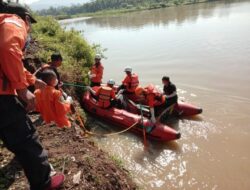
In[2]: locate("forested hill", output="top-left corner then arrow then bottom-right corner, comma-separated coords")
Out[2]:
37,0 -> 214,17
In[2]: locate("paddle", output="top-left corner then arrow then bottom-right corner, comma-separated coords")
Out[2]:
139,104 -> 147,149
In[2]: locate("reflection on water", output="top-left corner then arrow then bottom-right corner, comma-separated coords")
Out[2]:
62,0 -> 250,189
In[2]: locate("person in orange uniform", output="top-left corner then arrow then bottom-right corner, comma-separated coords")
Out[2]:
135,84 -> 165,123
119,66 -> 139,94
35,53 -> 63,89
0,2 -> 64,190
35,70 -> 73,128
88,79 -> 116,109
88,54 -> 104,87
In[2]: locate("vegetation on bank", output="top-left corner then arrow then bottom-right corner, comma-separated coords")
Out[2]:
30,16 -> 94,96
37,0 -> 217,19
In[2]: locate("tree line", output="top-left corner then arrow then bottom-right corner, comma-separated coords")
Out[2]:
37,0 -> 213,16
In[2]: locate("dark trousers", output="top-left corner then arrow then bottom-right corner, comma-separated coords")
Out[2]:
165,96 -> 178,108
0,96 -> 51,190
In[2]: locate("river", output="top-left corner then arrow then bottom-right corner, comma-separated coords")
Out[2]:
60,1 -> 250,189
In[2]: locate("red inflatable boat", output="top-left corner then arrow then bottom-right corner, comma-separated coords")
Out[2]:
82,91 -> 181,142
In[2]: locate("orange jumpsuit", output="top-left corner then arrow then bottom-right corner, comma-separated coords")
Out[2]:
122,73 -> 139,93
90,63 -> 104,83
35,86 -> 71,128
0,14 -> 36,95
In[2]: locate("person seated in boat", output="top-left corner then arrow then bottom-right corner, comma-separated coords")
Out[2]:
135,84 -> 166,124
117,66 -> 139,95
88,79 -> 116,109
88,54 -> 104,87
162,76 -> 178,108
34,70 -> 73,128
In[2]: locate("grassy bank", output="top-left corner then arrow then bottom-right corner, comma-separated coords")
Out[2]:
29,16 -> 94,96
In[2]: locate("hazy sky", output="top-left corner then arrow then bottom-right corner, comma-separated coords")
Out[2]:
19,0 -> 39,4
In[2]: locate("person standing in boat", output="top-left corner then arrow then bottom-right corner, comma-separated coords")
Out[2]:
88,54 -> 104,87
118,66 -> 139,94
88,79 -> 116,109
162,76 -> 178,107
135,84 -> 165,124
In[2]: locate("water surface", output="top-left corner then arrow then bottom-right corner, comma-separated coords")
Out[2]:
61,1 -> 250,189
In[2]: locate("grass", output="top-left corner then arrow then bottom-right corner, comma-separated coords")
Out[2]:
31,16 -> 96,98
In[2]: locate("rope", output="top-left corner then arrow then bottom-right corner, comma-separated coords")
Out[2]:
156,103 -> 175,122
63,82 -> 88,88
74,109 -> 139,137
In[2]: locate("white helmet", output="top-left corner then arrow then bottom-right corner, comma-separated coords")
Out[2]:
107,79 -> 115,85
124,66 -> 132,73
95,54 -> 101,60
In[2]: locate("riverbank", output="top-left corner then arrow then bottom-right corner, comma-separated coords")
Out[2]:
0,114 -> 137,190
0,16 -> 137,190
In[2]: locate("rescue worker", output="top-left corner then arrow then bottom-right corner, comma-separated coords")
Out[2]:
118,66 -> 139,94
0,2 -> 64,190
162,76 -> 178,107
135,84 -> 165,124
88,54 -> 104,87
35,52 -> 63,89
35,70 -> 73,128
88,79 -> 116,109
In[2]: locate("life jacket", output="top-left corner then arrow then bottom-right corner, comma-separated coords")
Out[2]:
127,74 -> 139,92
145,84 -> 165,106
91,63 -> 104,83
98,86 -> 113,108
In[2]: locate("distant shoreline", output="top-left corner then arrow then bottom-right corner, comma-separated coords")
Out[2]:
53,0 -> 218,20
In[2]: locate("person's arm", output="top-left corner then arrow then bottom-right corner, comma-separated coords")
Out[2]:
54,91 -> 71,116
87,86 -> 97,96
95,66 -> 103,81
166,91 -> 177,98
24,68 -> 46,89
150,107 -> 156,123
166,85 -> 177,99
111,90 -> 116,100
122,76 -> 128,85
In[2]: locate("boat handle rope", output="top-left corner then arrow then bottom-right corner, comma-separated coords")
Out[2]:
75,112 -> 139,137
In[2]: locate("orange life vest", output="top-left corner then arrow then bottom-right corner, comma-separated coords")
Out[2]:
98,86 -> 113,108
91,63 -> 104,83
123,73 -> 139,93
145,84 -> 165,107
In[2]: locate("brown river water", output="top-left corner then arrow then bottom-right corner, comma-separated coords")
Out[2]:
60,1 -> 250,189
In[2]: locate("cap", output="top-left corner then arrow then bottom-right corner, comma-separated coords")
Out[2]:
107,79 -> 115,85
124,66 -> 132,73
2,2 -> 37,23
95,54 -> 102,60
